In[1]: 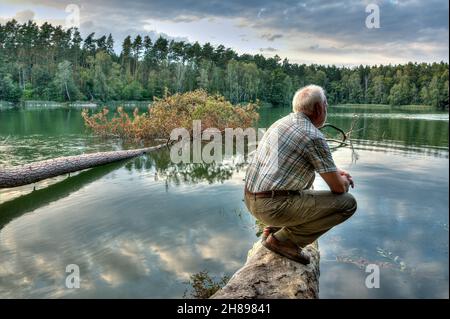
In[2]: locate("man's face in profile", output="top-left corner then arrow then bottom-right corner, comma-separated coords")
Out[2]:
315,98 -> 328,128
322,98 -> 328,126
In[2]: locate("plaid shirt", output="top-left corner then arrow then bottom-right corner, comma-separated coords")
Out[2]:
245,112 -> 337,192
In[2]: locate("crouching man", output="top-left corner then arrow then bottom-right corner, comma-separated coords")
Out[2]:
244,85 -> 357,264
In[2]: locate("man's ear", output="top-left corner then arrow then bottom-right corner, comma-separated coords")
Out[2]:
312,102 -> 322,121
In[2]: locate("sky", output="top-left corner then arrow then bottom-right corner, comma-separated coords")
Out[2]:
0,0 -> 448,66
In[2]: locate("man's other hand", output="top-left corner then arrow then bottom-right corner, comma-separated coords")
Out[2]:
320,171 -> 350,194
338,169 -> 354,188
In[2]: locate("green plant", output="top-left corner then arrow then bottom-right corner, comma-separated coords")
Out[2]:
183,270 -> 230,299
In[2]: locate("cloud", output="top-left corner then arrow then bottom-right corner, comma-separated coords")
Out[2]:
80,20 -> 94,30
0,9 -> 36,24
171,15 -> 202,23
82,0 -> 449,63
237,33 -> 252,42
259,47 -> 278,52
257,8 -> 267,19
261,33 -> 283,41
14,9 -> 35,23
0,0 -> 448,64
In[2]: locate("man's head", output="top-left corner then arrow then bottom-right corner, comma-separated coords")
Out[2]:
292,85 -> 328,128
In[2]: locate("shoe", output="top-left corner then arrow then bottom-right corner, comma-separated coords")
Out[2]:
261,226 -> 281,242
262,233 -> 311,265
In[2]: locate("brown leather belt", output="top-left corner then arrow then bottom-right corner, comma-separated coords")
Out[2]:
244,186 -> 301,198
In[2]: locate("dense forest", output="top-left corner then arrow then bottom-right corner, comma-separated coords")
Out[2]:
0,20 -> 448,109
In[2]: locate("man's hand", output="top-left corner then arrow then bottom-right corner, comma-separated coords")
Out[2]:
338,169 -> 354,188
320,171 -> 350,194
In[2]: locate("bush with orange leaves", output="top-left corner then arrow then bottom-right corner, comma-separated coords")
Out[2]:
82,90 -> 259,141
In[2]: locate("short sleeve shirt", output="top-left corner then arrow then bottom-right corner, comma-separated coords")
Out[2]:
245,112 -> 337,192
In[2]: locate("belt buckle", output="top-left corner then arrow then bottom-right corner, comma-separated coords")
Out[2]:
271,190 -> 275,198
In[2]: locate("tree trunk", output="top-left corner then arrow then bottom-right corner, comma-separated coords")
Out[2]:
65,81 -> 71,101
211,240 -> 320,299
0,143 -> 168,189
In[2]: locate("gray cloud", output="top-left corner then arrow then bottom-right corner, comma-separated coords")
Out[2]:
77,20 -> 188,53
80,20 -> 94,30
1,0 -> 448,63
81,0 -> 449,62
259,47 -> 278,52
261,33 -> 283,41
239,34 -> 250,42
171,15 -> 202,23
14,9 -> 35,23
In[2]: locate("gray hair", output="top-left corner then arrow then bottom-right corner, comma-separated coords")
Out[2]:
292,85 -> 326,114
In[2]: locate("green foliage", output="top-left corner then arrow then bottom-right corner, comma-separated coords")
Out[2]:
121,80 -> 144,100
52,60 -> 80,101
270,68 -> 292,107
0,20 -> 448,109
21,83 -> 34,100
183,270 -> 230,299
0,72 -> 21,102
89,51 -> 122,100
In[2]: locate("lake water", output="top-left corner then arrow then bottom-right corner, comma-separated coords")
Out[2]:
0,105 -> 448,298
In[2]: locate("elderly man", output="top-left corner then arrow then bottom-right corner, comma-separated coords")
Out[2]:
244,85 -> 357,264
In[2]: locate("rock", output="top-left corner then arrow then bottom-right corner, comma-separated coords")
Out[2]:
211,240 -> 320,299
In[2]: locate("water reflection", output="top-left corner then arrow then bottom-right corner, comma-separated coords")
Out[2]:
0,161 -> 126,229
0,106 -> 448,298
318,147 -> 449,298
352,139 -> 448,159
125,150 -> 247,185
0,148 -> 247,227
259,107 -> 449,151
0,148 -> 256,298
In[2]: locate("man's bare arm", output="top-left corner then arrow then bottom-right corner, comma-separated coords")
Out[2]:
320,171 -> 351,194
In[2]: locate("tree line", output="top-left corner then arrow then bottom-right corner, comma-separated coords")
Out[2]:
0,20 -> 448,109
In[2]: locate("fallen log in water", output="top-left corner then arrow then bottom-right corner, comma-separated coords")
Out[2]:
211,240 -> 320,299
0,143 -> 168,188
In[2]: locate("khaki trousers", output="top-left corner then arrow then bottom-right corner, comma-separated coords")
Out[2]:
244,190 -> 357,247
